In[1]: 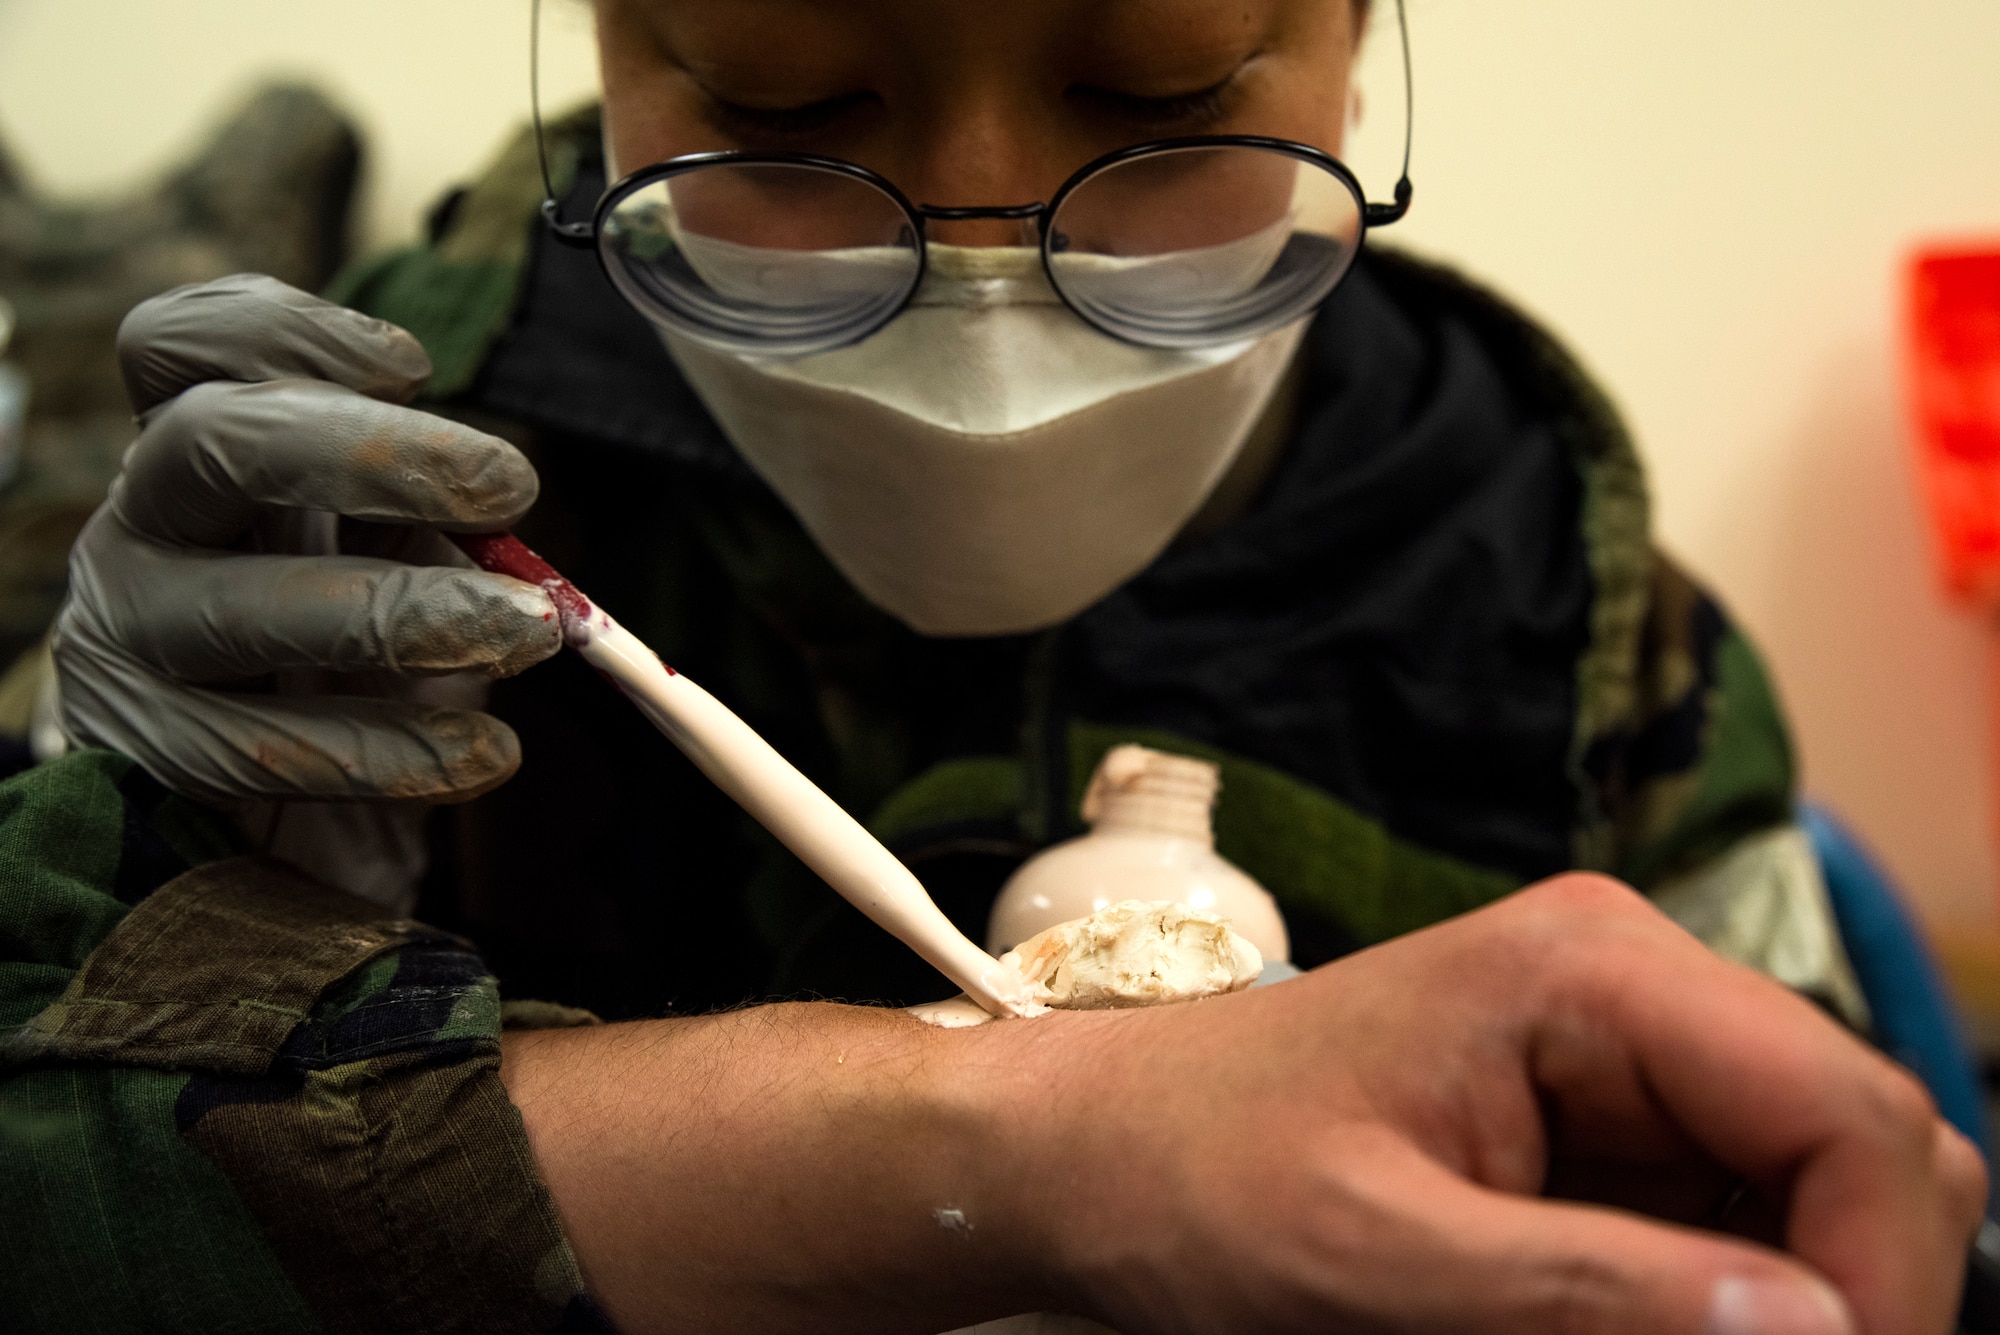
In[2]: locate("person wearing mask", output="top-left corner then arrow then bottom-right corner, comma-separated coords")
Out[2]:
0,0 -> 1982,1331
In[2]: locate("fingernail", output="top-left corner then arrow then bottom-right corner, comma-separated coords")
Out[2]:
1707,1275 -> 1855,1335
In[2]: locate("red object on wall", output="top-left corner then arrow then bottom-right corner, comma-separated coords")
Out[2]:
1907,245 -> 2000,607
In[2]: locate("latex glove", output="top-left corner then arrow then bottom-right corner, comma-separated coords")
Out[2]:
53,275 -> 561,896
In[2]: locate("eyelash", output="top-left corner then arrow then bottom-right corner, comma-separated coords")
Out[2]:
706,91 -> 876,139
701,72 -> 1239,142
1069,79 -> 1235,129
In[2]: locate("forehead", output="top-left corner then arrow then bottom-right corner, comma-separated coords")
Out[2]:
632,0 -> 1334,73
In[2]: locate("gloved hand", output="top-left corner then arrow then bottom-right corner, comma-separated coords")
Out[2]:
53,275 -> 562,902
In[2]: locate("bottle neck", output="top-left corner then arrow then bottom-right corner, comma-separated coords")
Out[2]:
1082,749 -> 1219,845
1091,791 -> 1216,844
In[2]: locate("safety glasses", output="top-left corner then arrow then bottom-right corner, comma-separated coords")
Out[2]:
531,0 -> 1414,357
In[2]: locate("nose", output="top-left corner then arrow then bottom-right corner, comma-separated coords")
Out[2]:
893,82 -> 1070,248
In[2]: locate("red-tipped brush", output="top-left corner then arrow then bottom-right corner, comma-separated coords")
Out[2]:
449,530 -> 1040,1019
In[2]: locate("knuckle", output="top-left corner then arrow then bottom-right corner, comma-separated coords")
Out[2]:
114,291 -> 173,360
1854,1062 -> 1941,1145
158,377 -> 238,419
64,501 -> 122,563
1487,873 -> 1694,1008
116,275 -> 431,416
1514,1250 -> 1635,1335
134,379 -> 250,451
1499,874 -> 1650,955
1881,1064 -> 1938,1125
116,275 -> 243,345
1938,1126 -> 1990,1224
122,382 -> 244,489
116,275 -> 288,385
48,610 -> 79,669
1523,872 -> 1642,916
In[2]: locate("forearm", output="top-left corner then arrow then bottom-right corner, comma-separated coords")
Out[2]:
500,1001 -> 1068,1335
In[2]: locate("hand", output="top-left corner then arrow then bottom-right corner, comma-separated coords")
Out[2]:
501,875 -> 1984,1334
53,275 -> 561,899
1020,874 -> 1985,1334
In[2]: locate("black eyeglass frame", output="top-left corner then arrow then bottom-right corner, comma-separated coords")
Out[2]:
529,0 -> 1416,351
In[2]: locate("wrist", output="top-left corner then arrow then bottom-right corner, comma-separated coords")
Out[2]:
947,1008 -> 1131,1320
504,1001 -> 1092,1334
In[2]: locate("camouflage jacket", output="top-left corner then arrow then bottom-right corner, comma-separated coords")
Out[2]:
0,107 -> 1861,1329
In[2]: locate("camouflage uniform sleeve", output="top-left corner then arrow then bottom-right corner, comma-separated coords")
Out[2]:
323,105 -> 599,403
1590,556 -> 1868,1026
0,750 -> 606,1334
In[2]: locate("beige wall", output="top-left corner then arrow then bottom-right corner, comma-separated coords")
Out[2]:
1344,1 -> 2000,936
3,0 -> 1998,932
0,0 -> 601,248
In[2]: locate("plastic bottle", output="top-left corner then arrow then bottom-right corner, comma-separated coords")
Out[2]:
986,744 -> 1289,963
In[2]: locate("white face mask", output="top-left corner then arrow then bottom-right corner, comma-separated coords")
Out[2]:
658,244 -> 1306,637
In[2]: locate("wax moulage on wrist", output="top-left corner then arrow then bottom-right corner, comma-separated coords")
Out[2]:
1005,899 -> 1263,1009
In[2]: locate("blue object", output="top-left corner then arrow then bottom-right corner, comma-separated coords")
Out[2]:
1801,804 -> 1991,1160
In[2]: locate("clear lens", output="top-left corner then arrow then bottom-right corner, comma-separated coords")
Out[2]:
1045,144 -> 1365,349
598,161 -> 922,357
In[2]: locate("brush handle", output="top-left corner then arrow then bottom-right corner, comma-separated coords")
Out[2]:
452,532 -> 1041,1019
